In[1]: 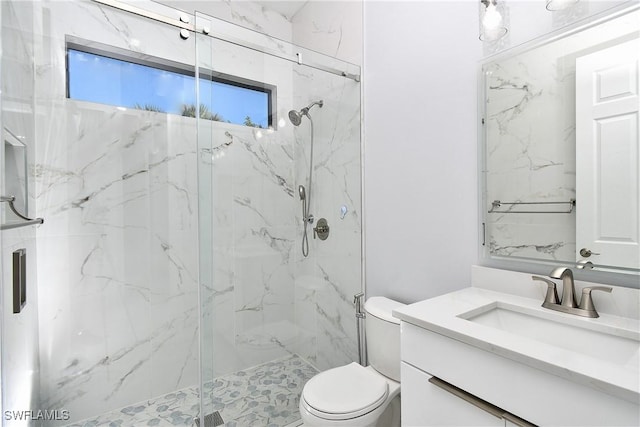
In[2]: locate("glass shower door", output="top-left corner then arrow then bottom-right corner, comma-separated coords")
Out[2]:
0,1 -> 207,425
195,11 -> 362,427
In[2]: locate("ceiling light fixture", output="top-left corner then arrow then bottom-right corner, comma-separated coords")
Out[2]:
480,0 -> 508,42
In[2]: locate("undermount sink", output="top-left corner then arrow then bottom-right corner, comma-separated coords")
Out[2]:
458,302 -> 640,370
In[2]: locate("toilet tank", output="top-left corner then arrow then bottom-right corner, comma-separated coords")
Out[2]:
364,297 -> 405,382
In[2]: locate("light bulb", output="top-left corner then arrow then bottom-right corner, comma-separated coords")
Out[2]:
483,3 -> 503,30
479,0 -> 507,42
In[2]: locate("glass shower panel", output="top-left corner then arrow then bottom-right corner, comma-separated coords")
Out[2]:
26,1 -> 201,424
194,14 -> 215,427
291,59 -> 362,372
1,0 -> 41,423
196,11 -> 361,427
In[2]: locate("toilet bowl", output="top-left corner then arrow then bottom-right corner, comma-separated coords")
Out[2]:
299,297 -> 405,427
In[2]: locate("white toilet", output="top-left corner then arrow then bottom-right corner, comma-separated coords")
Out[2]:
299,297 -> 405,427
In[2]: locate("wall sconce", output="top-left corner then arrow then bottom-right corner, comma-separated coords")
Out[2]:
479,0 -> 508,42
546,0 -> 580,11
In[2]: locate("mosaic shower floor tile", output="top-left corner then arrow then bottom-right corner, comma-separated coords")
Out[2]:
65,355 -> 317,427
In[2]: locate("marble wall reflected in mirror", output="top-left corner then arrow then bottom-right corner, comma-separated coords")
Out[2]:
481,5 -> 639,274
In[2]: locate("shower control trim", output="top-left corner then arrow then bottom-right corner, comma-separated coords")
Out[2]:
313,218 -> 330,240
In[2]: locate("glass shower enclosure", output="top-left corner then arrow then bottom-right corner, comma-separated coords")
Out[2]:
0,0 -> 362,425
196,11 -> 362,426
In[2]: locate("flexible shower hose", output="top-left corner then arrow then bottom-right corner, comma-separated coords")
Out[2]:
301,115 -> 315,258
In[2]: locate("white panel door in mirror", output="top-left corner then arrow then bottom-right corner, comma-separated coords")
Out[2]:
576,38 -> 640,270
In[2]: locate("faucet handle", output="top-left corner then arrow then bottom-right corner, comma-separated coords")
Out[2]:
532,275 -> 559,305
578,286 -> 612,316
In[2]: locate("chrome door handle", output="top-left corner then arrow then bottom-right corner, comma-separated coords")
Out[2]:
579,248 -> 600,257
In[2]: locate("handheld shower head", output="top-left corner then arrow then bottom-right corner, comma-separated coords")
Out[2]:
298,185 -> 306,201
289,110 -> 303,127
288,100 -> 324,126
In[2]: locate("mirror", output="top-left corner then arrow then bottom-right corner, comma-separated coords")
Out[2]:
481,5 -> 639,274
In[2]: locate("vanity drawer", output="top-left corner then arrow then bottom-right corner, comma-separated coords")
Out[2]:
402,361 -> 505,426
400,321 -> 640,426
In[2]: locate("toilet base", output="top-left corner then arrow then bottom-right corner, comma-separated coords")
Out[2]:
300,395 -> 400,427
375,394 -> 400,427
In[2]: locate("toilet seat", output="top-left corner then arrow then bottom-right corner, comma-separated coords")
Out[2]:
301,362 -> 389,421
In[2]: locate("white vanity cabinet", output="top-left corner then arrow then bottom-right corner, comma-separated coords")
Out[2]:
399,320 -> 639,427
402,361 -> 506,426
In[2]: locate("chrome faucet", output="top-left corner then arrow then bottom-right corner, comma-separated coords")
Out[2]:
550,267 -> 578,308
532,268 -> 612,318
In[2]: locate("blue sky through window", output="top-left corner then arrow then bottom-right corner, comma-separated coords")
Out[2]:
67,49 -> 270,128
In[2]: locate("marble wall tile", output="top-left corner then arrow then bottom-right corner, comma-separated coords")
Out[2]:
158,0 -> 294,44
34,108 -> 200,423
195,7 -> 362,384
196,24 -> 300,381
291,54 -> 362,372
30,2 -> 202,421
292,1 -> 363,66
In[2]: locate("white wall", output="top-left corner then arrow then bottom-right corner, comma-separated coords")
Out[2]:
363,1 -> 482,303
362,0 -> 640,303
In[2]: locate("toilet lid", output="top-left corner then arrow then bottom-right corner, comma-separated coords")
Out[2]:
302,363 -> 389,420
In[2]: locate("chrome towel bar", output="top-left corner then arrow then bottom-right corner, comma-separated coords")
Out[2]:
1,195 -> 44,230
489,199 -> 575,214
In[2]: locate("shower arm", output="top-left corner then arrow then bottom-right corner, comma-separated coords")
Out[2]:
302,100 -> 323,116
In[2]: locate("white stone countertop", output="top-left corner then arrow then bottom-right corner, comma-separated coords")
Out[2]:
392,266 -> 640,404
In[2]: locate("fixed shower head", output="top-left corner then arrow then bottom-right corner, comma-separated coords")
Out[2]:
288,100 -> 324,126
298,185 -> 306,201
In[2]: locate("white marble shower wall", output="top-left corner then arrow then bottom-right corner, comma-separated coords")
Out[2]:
292,58 -> 362,371
1,1 -> 41,423
484,42 -> 576,262
196,28 -> 299,378
32,1 -> 199,423
198,12 -> 362,376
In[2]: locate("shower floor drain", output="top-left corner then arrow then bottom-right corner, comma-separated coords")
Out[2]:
194,411 -> 224,427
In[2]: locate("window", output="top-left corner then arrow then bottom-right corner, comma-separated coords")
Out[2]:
66,39 -> 274,128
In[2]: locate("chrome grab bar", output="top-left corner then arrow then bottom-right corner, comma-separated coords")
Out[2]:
1,196 -> 44,230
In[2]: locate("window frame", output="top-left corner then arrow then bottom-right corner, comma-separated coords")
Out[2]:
65,36 -> 276,129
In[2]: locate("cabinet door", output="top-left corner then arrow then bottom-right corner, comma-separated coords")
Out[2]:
401,362 -> 505,427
